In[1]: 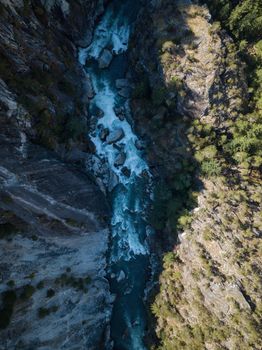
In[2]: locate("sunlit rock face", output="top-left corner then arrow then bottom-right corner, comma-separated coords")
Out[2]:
0,1 -> 112,349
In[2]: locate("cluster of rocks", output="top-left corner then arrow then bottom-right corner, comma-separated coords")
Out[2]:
97,123 -> 144,174
99,126 -> 127,170
114,106 -> 126,121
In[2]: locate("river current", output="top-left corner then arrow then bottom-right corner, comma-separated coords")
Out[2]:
79,1 -> 153,349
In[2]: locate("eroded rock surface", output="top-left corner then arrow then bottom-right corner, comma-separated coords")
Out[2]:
98,48 -> 113,69
0,1 -> 112,349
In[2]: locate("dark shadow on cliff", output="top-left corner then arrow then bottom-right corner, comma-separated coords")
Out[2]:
129,1 -> 210,346
130,1 -> 205,247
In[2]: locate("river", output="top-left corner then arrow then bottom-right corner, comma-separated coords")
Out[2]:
79,1 -> 153,349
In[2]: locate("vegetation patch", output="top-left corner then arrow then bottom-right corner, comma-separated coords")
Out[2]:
38,305 -> 59,319
55,270 -> 91,293
0,290 -> 17,329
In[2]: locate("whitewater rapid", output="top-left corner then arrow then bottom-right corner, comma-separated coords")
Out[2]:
79,1 -> 152,349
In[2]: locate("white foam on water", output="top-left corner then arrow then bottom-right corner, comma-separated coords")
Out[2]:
124,314 -> 147,350
78,3 -> 155,348
90,75 -> 148,185
111,187 -> 149,262
78,8 -> 130,65
88,76 -> 149,260
78,3 -> 150,263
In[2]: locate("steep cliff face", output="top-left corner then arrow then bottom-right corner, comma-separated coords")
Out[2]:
1,0 -> 261,348
129,0 -> 261,349
0,1 -> 112,349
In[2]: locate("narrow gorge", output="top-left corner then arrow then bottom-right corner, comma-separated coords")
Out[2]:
0,0 -> 261,350
79,1 -> 154,348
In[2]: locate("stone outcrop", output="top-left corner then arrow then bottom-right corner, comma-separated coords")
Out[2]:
129,0 -> 261,349
106,128 -> 125,144
0,1 -> 113,349
98,48 -> 113,69
114,152 -> 126,167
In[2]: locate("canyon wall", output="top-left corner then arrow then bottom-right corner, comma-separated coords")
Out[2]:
0,0 -> 261,349
0,1 -> 112,349
129,0 -> 261,349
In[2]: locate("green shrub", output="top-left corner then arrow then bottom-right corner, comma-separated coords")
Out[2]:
0,222 -> 17,239
0,290 -> 17,329
195,145 -> 218,163
37,281 -> 44,289
20,284 -> 35,300
201,159 -> 222,178
178,212 -> 193,229
38,305 -> 58,319
55,270 -> 91,292
7,280 -> 15,288
152,87 -> 167,106
132,79 -> 151,99
46,289 -> 55,298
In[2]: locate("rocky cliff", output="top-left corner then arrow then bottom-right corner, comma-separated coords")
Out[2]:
1,0 -> 261,349
0,1 -> 113,349
129,0 -> 261,349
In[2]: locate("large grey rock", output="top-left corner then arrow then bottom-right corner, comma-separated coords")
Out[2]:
98,49 -> 113,69
114,152 -> 126,167
108,170 -> 119,192
117,270 -> 126,282
106,128 -> 125,144
116,79 -> 130,89
93,105 -> 105,118
84,72 -> 95,99
121,166 -> 131,178
99,127 -> 110,141
114,106 -> 125,121
118,87 -> 131,98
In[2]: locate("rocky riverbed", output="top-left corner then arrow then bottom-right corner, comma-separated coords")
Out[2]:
79,1 -> 156,349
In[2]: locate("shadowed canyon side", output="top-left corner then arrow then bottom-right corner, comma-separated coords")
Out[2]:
0,1 -> 112,349
129,0 -> 262,349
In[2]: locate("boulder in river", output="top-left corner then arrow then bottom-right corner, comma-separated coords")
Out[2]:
118,87 -> 130,98
114,152 -> 126,167
93,105 -> 105,118
99,127 -> 109,142
117,270 -> 126,282
108,170 -> 119,192
117,113 -> 125,121
106,128 -> 125,144
116,79 -> 129,89
114,106 -> 125,121
98,48 -> 113,69
113,143 -> 124,152
84,72 -> 95,99
121,167 -> 131,178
